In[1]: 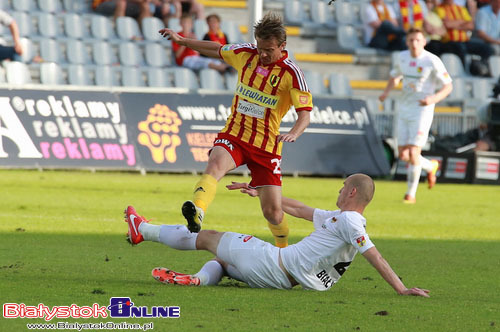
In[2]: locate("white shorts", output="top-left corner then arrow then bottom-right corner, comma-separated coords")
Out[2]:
397,108 -> 434,147
216,232 -> 292,289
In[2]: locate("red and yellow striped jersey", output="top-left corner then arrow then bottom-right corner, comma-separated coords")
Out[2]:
436,4 -> 471,42
219,43 -> 313,155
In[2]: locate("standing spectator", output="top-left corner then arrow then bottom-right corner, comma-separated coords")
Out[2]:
361,0 -> 407,51
0,10 -> 22,62
172,14 -> 228,73
92,0 -> 152,24
203,14 -> 229,45
180,0 -> 205,20
475,0 -> 500,55
436,0 -> 494,73
152,0 -> 181,27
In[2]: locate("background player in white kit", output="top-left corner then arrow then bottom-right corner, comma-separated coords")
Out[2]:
379,27 -> 453,204
124,174 -> 429,297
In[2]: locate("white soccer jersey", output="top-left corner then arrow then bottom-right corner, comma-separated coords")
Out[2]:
280,209 -> 374,291
391,50 -> 452,113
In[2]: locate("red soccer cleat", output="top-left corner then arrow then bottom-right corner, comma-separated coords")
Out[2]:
403,194 -> 416,204
124,206 -> 149,245
152,267 -> 200,286
427,160 -> 439,189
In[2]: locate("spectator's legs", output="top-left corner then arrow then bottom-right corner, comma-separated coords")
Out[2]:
369,21 -> 406,51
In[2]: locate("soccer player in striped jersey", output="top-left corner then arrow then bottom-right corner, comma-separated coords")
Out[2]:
160,13 -> 313,247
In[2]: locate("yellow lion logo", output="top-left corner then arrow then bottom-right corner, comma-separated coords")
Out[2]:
138,104 -> 182,164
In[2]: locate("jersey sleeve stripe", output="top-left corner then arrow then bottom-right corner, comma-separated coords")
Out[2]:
284,58 -> 309,92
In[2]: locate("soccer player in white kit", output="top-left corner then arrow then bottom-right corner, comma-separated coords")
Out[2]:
379,27 -> 453,204
124,174 -> 429,297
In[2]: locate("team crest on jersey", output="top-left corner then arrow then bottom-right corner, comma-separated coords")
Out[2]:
417,66 -> 423,73
331,217 -> 337,223
356,236 -> 366,247
269,74 -> 280,87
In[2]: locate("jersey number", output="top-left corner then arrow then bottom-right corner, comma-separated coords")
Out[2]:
271,158 -> 281,175
333,262 -> 352,276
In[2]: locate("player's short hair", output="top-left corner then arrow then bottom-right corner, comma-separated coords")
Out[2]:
348,174 -> 375,205
407,27 -> 425,36
254,12 -> 286,45
206,13 -> 221,24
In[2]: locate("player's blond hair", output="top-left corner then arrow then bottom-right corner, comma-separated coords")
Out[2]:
254,12 -> 286,45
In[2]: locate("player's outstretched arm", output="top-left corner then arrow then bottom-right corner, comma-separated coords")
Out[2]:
362,247 -> 430,297
159,28 -> 222,58
226,182 -> 314,221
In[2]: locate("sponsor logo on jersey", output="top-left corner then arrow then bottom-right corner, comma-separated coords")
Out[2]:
214,138 -> 234,151
256,66 -> 269,76
243,235 -> 253,242
235,83 -> 279,109
316,270 -> 333,288
356,236 -> 366,247
299,95 -> 309,105
194,186 -> 205,193
410,61 -> 416,67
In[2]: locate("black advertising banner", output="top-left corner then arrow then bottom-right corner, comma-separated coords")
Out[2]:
0,90 -> 137,169
119,92 -> 390,176
1,88 -> 390,177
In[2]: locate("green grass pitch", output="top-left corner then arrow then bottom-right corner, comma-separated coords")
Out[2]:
0,170 -> 499,331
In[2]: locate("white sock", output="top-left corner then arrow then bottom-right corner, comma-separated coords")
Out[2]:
407,164 -> 422,197
158,225 -> 198,250
194,260 -> 224,286
420,156 -> 433,173
138,223 -> 161,242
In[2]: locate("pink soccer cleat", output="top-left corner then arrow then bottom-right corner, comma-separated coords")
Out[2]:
152,267 -> 200,286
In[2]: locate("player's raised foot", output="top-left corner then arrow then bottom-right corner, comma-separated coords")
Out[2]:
152,267 -> 200,286
403,194 -> 416,204
427,160 -> 439,189
124,206 -> 149,245
182,200 -> 204,233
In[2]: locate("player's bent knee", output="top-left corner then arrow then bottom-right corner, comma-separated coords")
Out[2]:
262,208 -> 283,225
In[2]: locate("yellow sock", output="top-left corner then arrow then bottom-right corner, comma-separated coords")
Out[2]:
193,174 -> 218,212
268,217 -> 289,248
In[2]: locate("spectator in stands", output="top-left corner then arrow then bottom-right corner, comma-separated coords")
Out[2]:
435,0 -> 494,75
172,14 -> 229,73
180,0 -> 205,20
0,10 -> 22,62
454,0 -> 478,17
361,0 -> 407,51
475,0 -> 500,55
152,0 -> 181,27
203,14 -> 229,45
423,0 -> 452,54
394,0 -> 428,32
92,0 -> 151,24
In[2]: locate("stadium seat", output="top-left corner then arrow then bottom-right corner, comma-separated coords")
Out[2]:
172,67 -> 199,89
90,15 -> 116,40
118,42 -> 144,66
12,0 -> 36,11
142,17 -> 165,42
62,0 -> 89,12
68,64 -> 92,86
225,71 -> 238,91
11,12 -> 33,37
329,73 -> 353,96
309,0 -> 336,29
116,16 -> 143,41
441,53 -> 466,77
221,20 -> 244,43
147,68 -> 172,87
284,0 -> 305,26
66,39 -> 92,65
303,70 -> 327,95
336,25 -> 363,53
488,55 -> 500,78
38,12 -> 61,38
18,38 -> 37,63
92,41 -> 118,66
4,61 -> 32,84
145,43 -> 170,67
0,67 -> 6,83
199,68 -> 225,90
471,78 -> 493,100
121,67 -> 145,87
334,0 -> 359,25
446,77 -> 468,101
194,19 -> 208,40
95,66 -> 119,86
64,13 -> 90,40
40,38 -> 64,63
38,0 -> 62,12
40,62 -> 65,85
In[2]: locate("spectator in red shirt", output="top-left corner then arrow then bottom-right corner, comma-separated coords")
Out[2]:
172,14 -> 229,73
